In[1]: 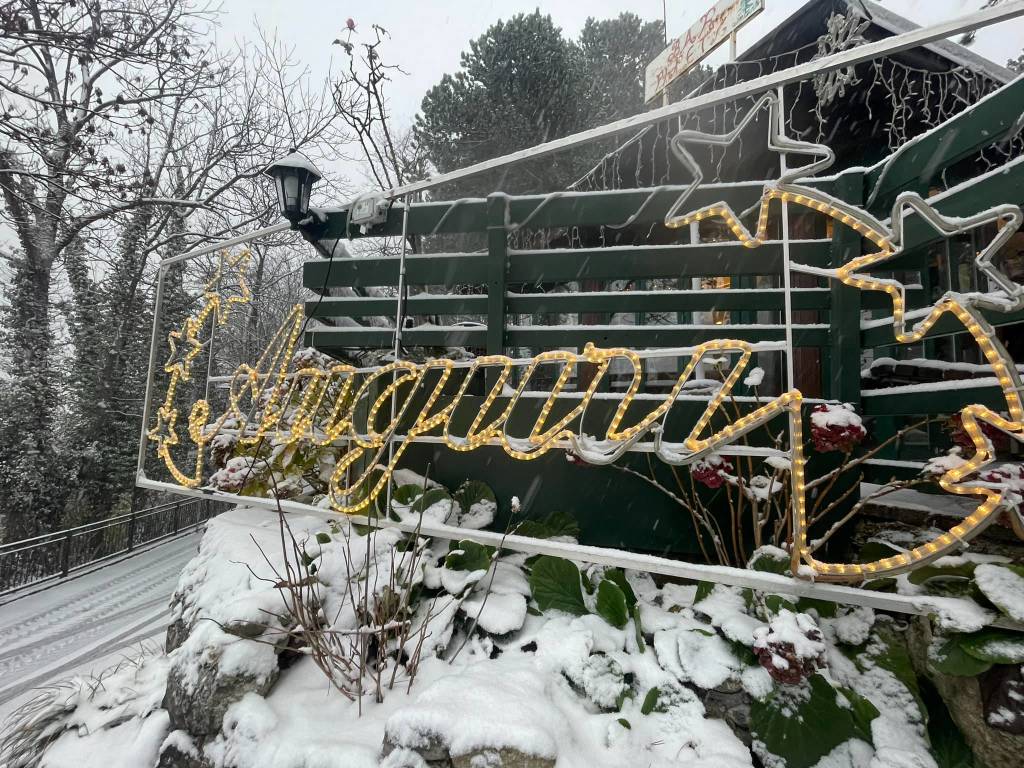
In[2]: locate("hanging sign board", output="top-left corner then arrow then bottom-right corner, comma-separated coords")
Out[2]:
645,0 -> 764,103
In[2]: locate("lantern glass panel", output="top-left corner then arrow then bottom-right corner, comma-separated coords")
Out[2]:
282,173 -> 300,212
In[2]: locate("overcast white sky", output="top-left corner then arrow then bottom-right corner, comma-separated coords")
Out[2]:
218,0 -> 1023,130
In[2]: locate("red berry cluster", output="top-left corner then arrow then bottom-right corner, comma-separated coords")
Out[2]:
691,455 -> 734,489
810,405 -> 866,453
753,625 -> 826,685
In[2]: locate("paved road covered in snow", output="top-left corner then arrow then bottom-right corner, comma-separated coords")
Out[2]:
0,534 -> 199,715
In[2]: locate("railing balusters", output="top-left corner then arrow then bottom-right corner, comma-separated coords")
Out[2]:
60,531 -> 72,578
1,497 -> 227,596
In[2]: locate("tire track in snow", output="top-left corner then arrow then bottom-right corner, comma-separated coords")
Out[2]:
0,534 -> 200,708
0,536 -> 198,650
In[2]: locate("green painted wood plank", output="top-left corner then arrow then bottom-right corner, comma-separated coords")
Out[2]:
506,240 -> 832,284
861,307 -> 1024,348
860,461 -> 924,484
304,253 -> 489,292
505,324 -> 829,347
306,323 -> 828,352
306,326 -> 486,349
866,154 -> 1024,273
486,194 -> 509,367
306,295 -> 489,318
829,171 -> 864,403
305,287 -> 920,321
866,76 -> 1024,215
313,179 -> 838,240
861,381 -> 1011,415
508,289 -> 822,314
304,241 -> 833,291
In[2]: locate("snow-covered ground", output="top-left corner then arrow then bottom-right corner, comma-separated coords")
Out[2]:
9,503 -> 983,768
0,534 -> 200,721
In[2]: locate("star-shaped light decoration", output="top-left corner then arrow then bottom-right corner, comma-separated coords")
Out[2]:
658,91 -> 1024,581
148,249 -> 253,488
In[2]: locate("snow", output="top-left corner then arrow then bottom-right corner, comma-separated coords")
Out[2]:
810,403 -> 862,431
821,606 -> 875,647
826,629 -> 937,768
910,595 -> 995,633
740,665 -> 774,701
753,610 -> 826,662
743,366 -> 765,387
860,376 -> 1006,396
810,738 -> 873,768
42,709 -> 171,768
460,592 -> 527,635
15,505 -> 1006,768
693,585 -> 765,645
973,564 -> 1024,622
923,448 -> 967,476
0,534 -> 201,719
391,469 -> 441,489
863,356 -> 1024,378
859,481 -> 978,518
655,626 -> 743,689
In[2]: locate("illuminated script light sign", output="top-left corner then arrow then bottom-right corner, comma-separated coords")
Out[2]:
644,0 -> 764,103
147,95 -> 1024,587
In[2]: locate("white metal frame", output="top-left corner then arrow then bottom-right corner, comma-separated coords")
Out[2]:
134,4 -> 1024,621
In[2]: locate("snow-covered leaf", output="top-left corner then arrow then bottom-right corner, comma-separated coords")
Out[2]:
640,686 -> 659,715
601,567 -> 636,606
908,561 -> 977,586
514,510 -> 579,540
958,629 -> 1024,664
751,674 -> 878,768
929,635 -> 993,677
595,579 -> 629,629
461,591 -> 527,635
529,556 -> 587,615
453,480 -> 497,529
973,564 -> 1024,622
444,540 -> 495,572
858,624 -> 923,714
748,546 -> 790,575
392,483 -> 424,506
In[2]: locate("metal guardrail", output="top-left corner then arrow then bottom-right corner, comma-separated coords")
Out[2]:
0,497 -> 226,596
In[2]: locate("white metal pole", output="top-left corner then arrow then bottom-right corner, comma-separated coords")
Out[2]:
383,195 -> 412,516
392,195 -> 412,360
373,2 -> 1024,201
136,264 -> 168,477
134,474 -> 1024,628
160,222 -> 290,268
776,85 -> 796,393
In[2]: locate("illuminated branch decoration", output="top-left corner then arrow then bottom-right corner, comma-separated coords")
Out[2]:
146,95 -> 1024,585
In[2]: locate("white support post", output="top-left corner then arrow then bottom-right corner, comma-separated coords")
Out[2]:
384,195 -> 412,516
203,253 -> 223,404
136,262 -> 168,477
777,85 -> 796,393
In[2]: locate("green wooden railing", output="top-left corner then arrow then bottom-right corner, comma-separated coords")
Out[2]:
297,77 -> 1024,547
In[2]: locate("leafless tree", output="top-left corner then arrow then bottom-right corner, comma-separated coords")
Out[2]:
0,0 -> 346,536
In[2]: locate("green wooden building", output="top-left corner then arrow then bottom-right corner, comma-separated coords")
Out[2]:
298,0 -> 1024,559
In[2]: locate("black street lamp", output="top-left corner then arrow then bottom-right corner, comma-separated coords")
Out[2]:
264,151 -> 323,228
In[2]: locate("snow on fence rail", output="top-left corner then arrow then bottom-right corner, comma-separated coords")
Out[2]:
0,498 -> 226,596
